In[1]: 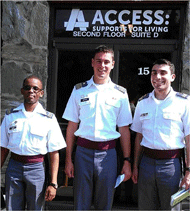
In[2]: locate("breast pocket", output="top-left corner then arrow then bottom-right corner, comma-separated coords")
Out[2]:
29,125 -> 48,148
163,112 -> 181,122
79,99 -> 94,120
105,97 -> 120,122
162,111 -> 182,136
140,112 -> 152,128
8,120 -> 23,145
8,120 -> 23,134
105,98 -> 120,108
30,125 -> 48,138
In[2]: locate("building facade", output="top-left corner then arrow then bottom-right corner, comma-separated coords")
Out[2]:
2,0 -> 190,120
1,0 -> 190,204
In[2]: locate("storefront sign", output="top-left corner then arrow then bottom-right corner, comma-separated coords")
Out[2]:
55,8 -> 180,39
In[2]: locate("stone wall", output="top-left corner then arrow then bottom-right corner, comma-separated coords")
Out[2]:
1,1 -> 49,119
181,1 -> 190,94
1,1 -> 190,120
1,0 -> 49,187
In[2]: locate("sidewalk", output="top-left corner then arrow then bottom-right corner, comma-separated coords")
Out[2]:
45,186 -> 138,210
45,186 -> 190,211
45,198 -> 190,211
45,200 -> 189,211
45,198 -> 138,211
1,186 -> 189,211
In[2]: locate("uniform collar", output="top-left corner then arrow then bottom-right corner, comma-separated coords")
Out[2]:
14,102 -> 46,115
150,87 -> 175,100
88,76 -> 114,89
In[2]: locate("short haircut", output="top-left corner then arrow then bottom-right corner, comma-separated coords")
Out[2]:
22,75 -> 43,89
152,59 -> 175,74
93,45 -> 114,61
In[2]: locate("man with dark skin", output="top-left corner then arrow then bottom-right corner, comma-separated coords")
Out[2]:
1,76 -> 66,210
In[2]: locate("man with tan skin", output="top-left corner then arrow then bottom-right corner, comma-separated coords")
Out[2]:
62,45 -> 132,210
131,59 -> 190,210
1,76 -> 66,210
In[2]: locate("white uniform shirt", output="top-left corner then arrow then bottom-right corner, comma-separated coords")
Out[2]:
62,77 -> 132,142
131,88 -> 190,150
1,103 -> 66,155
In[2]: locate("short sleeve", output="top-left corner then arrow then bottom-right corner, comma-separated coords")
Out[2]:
182,99 -> 190,137
62,87 -> 80,123
47,114 -> 67,152
0,116 -> 9,148
117,92 -> 132,127
130,102 -> 142,133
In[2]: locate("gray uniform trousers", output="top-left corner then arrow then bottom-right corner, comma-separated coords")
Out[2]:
138,155 -> 181,210
74,146 -> 117,210
5,159 -> 45,211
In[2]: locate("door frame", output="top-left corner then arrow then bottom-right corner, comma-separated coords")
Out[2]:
113,43 -> 179,88
48,1 -> 186,113
47,41 -> 179,114
47,43 -> 113,113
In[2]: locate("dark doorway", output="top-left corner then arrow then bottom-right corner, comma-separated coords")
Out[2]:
118,52 -> 171,104
56,50 -> 171,124
54,46 -> 173,207
56,50 -> 94,124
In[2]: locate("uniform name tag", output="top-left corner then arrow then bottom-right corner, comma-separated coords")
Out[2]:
140,113 -> 148,117
81,98 -> 89,102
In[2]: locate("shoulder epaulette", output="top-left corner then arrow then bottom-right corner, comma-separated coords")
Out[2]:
114,85 -> 126,94
6,108 -> 19,115
138,93 -> 150,102
75,81 -> 88,90
176,92 -> 190,99
45,111 -> 54,118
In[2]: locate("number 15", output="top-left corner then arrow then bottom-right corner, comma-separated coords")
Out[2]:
138,67 -> 150,75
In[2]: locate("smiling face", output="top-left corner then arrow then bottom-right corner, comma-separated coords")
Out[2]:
21,77 -> 44,110
151,64 -> 175,95
92,52 -> 115,84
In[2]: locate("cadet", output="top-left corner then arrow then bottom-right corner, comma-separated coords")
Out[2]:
1,75 -> 66,210
63,45 -> 132,210
131,59 -> 190,210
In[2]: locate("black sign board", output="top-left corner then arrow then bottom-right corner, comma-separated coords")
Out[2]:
55,8 -> 180,39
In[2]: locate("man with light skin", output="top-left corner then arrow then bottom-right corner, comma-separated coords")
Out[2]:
1,76 -> 66,210
63,45 -> 132,210
131,59 -> 190,210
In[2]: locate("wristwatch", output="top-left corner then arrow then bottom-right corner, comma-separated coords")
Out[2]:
185,167 -> 190,172
49,183 -> 58,189
123,157 -> 131,163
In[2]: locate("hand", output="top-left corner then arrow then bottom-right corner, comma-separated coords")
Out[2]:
121,161 -> 132,182
45,186 -> 56,201
180,171 -> 190,191
65,160 -> 74,178
132,167 -> 138,184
